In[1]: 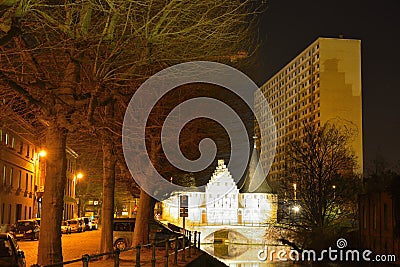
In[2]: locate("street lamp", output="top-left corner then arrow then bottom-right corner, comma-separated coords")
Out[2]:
292,205 -> 300,213
35,149 -> 47,218
293,183 -> 297,201
332,185 -> 336,199
39,150 -> 47,157
75,172 -> 84,217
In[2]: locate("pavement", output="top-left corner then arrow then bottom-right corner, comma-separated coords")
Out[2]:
18,228 -> 202,267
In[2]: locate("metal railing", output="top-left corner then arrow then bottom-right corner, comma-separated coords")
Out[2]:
32,230 -> 201,267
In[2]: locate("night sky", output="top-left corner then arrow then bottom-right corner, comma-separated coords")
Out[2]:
252,0 -> 400,171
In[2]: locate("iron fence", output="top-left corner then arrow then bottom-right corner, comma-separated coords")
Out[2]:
31,230 -> 201,267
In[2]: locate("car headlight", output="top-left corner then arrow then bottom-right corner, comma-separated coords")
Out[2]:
26,230 -> 32,234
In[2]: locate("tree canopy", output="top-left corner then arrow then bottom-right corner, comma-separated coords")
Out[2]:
1,0 -> 264,264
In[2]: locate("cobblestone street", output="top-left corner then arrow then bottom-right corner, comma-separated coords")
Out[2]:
18,228 -> 201,267
19,229 -> 102,266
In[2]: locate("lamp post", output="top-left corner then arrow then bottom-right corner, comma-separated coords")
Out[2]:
34,149 -> 47,218
332,185 -> 336,199
75,172 -> 84,217
293,183 -> 297,202
292,183 -> 300,222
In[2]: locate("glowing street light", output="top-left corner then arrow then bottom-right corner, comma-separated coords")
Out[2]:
76,172 -> 83,179
292,205 -> 300,213
332,185 -> 336,199
39,150 -> 47,157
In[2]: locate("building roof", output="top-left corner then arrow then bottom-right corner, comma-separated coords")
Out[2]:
239,146 -> 273,193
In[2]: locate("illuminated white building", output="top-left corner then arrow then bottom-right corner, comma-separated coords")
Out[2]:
161,158 -> 277,226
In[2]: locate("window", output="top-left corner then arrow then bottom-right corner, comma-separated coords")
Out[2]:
18,142 -> 23,154
1,203 -> 4,224
5,133 -> 9,145
16,204 -> 22,221
26,145 -> 30,157
18,171 -> 22,189
8,204 -> 11,224
25,173 -> 29,191
9,167 -> 13,187
2,165 -> 6,185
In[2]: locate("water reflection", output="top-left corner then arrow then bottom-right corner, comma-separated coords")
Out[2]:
202,243 -> 296,267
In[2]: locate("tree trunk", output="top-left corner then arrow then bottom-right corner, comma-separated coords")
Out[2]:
37,122 -> 67,265
100,137 -> 116,255
132,189 -> 156,246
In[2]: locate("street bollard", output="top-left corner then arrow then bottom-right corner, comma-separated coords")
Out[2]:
197,232 -> 201,249
82,254 -> 90,267
181,234 -> 186,262
151,243 -> 156,267
194,231 -> 197,250
114,249 -> 120,267
135,245 -> 141,267
174,236 -> 178,265
165,239 -> 169,267
188,231 -> 192,258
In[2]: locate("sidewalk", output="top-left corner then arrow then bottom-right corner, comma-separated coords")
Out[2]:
65,247 -> 203,267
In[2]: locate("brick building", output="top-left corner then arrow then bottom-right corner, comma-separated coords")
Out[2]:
359,188 -> 400,263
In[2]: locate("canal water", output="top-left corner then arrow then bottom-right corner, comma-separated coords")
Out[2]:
201,243 -> 300,267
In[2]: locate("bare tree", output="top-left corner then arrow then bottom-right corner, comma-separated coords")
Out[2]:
277,122 -> 361,249
0,0 -> 263,263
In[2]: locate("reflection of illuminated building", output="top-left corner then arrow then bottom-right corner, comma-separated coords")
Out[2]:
161,158 -> 277,226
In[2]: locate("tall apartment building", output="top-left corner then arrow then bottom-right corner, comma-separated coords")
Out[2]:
255,37 -> 363,182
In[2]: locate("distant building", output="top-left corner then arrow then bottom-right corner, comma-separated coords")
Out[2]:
359,184 -> 400,263
0,116 -> 41,230
1,111 -> 79,226
255,37 -> 363,182
64,148 -> 79,220
161,159 -> 277,226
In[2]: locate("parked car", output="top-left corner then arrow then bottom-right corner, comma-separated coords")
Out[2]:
90,219 -> 98,230
77,218 -> 86,232
67,219 -> 82,233
61,221 -> 71,234
113,218 -> 186,250
0,233 -> 26,267
11,219 -> 40,241
80,217 -> 92,231
113,218 -> 135,250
